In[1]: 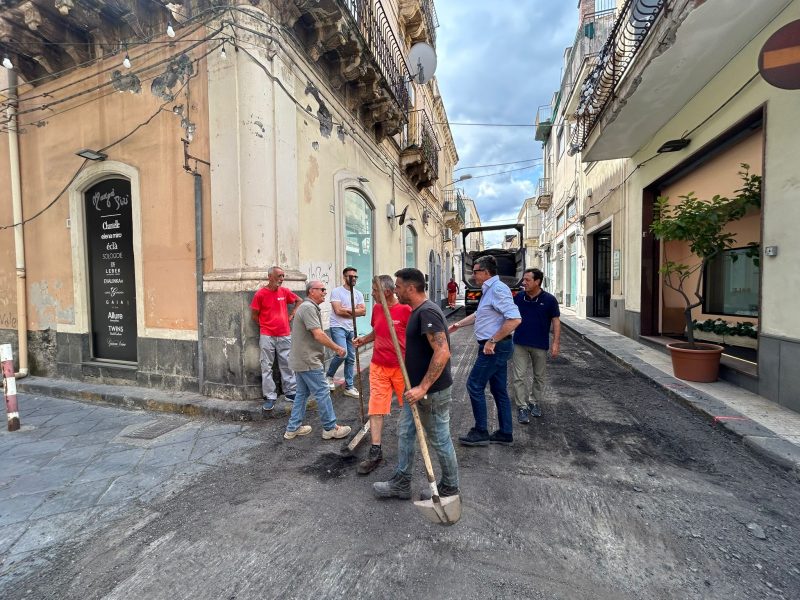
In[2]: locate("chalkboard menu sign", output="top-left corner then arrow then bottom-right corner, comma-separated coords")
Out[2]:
85,178 -> 138,362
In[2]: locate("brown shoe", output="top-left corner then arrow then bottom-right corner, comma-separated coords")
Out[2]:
357,445 -> 383,475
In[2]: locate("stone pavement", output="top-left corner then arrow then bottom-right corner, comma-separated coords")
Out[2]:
560,314 -> 800,475
0,395 -> 262,583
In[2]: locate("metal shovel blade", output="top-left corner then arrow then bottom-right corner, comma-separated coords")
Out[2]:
413,494 -> 462,525
340,421 -> 370,456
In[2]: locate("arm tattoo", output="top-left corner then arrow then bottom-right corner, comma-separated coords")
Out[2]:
420,331 -> 450,390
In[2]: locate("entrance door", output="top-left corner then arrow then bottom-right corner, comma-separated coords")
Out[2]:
568,236 -> 577,308
593,229 -> 611,317
344,189 -> 373,334
85,178 -> 137,362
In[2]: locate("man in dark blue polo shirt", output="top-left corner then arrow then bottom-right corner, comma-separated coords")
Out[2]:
511,268 -> 561,424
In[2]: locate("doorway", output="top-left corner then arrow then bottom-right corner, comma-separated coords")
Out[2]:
344,189 -> 374,334
593,228 -> 611,318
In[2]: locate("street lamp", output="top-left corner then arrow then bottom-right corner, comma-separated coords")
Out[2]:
443,174 -> 472,189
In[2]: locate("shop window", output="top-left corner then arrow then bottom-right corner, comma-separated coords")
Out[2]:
703,247 -> 759,317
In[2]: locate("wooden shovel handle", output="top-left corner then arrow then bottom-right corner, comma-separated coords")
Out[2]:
372,277 -> 439,490
348,278 -> 365,425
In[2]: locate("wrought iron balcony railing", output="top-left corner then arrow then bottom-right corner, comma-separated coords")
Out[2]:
401,109 -> 440,185
342,0 -> 412,114
570,0 -> 667,153
442,190 -> 467,225
535,177 -> 552,210
560,8 -> 618,101
535,104 -> 553,142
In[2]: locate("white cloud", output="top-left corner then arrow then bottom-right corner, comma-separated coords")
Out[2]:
436,1 -> 579,227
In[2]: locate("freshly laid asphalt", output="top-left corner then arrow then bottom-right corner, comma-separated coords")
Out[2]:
1,310 -> 799,599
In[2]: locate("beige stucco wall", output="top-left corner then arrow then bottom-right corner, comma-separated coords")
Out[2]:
623,2 -> 800,340
0,43 -> 211,336
659,131 -> 762,333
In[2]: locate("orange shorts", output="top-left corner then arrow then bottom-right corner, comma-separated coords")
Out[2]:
368,363 -> 405,415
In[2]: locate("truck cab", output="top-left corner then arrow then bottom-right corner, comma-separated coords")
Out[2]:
461,224 -> 525,314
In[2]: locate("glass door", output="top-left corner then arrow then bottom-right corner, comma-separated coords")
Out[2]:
344,190 -> 373,334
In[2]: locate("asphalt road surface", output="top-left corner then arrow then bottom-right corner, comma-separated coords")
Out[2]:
2,320 -> 799,600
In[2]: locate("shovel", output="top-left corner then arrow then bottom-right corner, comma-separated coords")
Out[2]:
341,275 -> 370,456
373,276 -> 462,526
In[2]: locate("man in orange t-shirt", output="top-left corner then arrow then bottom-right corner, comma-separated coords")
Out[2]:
353,274 -> 412,474
251,266 -> 301,414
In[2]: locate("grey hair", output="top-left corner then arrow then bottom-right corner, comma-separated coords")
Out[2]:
377,274 -> 395,292
268,266 -> 282,276
305,280 -> 320,293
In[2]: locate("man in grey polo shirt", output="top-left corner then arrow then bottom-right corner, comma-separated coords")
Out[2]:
284,280 -> 352,441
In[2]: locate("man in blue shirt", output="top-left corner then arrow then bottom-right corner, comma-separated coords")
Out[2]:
449,256 -> 521,446
512,268 -> 561,424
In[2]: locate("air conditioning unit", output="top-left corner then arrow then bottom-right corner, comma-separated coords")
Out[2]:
443,228 -> 452,242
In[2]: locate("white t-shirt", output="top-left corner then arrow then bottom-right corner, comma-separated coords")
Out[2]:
329,285 -> 365,331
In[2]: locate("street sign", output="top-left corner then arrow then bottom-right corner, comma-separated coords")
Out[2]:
758,19 -> 800,90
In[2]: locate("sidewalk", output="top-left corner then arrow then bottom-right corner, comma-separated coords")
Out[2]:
560,315 -> 800,475
15,343 -> 377,422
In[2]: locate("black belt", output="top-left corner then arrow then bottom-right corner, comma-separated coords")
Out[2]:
478,336 -> 512,344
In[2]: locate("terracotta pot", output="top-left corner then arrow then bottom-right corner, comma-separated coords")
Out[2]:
667,342 -> 724,383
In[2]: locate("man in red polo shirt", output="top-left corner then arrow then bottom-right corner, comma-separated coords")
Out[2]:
251,266 -> 301,415
353,274 -> 412,474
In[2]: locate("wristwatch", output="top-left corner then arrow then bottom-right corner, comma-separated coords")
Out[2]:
488,337 -> 497,344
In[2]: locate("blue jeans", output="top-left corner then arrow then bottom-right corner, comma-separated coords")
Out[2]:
395,387 -> 459,490
287,369 -> 338,432
466,338 -> 514,435
326,326 -> 355,388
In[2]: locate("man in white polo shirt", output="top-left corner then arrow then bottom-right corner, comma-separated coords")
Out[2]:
325,266 -> 366,397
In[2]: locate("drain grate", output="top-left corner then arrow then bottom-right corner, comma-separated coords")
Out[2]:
122,418 -> 186,440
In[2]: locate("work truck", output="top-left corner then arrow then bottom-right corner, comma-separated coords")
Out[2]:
461,223 -> 526,314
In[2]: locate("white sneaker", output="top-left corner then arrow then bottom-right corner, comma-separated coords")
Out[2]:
284,425 -> 312,440
322,425 -> 351,440
326,377 -> 335,390
343,387 -> 359,398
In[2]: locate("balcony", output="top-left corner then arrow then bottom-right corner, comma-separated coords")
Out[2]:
535,177 -> 552,211
559,8 -> 617,117
288,0 -> 411,141
573,1 -> 790,161
534,104 -> 553,142
398,0 -> 439,47
401,109 -> 440,190
0,1 -> 160,83
442,190 -> 466,232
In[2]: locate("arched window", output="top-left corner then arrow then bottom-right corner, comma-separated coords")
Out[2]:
344,189 -> 374,333
405,225 -> 417,268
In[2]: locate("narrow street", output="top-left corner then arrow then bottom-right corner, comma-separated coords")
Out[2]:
2,321 -> 799,600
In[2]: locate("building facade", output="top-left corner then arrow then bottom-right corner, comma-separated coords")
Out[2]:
537,0 -> 800,410
0,0 -> 464,400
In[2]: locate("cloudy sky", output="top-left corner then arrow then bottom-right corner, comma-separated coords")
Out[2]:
434,1 -> 579,246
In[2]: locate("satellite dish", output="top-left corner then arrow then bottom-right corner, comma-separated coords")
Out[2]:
407,42 -> 437,84
397,205 -> 409,226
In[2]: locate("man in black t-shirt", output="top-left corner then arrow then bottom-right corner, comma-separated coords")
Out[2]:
373,268 -> 460,500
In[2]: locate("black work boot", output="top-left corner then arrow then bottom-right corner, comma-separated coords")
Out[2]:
357,445 -> 383,475
418,482 -> 460,501
373,472 -> 411,499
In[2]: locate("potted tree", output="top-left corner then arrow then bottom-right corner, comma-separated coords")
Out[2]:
650,164 -> 761,382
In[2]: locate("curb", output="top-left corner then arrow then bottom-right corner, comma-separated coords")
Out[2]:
16,375 -> 362,424
560,321 -> 800,476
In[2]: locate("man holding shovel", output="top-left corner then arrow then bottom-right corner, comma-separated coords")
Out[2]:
373,268 -> 459,500
353,275 -> 412,474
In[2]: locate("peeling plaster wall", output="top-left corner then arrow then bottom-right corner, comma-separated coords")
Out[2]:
0,44 -> 211,340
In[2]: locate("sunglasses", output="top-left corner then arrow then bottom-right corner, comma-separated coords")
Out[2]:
472,268 -> 486,273
311,287 -> 326,292
347,275 -> 359,279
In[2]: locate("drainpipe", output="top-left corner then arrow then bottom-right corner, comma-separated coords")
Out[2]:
193,172 -> 205,394
6,70 -> 28,379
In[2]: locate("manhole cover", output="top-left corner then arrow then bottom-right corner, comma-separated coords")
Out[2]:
122,418 -> 185,440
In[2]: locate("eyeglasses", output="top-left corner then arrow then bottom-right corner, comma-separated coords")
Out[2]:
311,287 -> 326,292
347,275 -> 359,279
472,268 -> 486,273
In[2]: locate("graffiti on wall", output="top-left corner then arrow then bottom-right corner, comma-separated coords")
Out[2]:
301,261 -> 335,329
